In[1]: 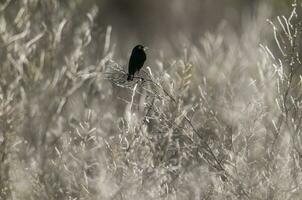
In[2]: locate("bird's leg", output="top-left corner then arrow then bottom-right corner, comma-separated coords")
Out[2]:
138,70 -> 144,81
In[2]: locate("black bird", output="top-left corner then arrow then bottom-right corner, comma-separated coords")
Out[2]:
127,45 -> 147,81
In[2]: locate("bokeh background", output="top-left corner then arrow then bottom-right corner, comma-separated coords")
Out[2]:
1,0 -> 302,200
97,0 -> 290,53
98,0 -> 292,61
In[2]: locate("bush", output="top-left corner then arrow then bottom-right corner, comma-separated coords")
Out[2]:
0,1 -> 302,199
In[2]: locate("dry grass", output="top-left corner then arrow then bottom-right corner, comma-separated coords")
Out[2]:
0,1 -> 302,199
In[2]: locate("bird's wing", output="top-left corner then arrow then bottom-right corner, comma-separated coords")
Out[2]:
137,53 -> 146,70
128,55 -> 136,75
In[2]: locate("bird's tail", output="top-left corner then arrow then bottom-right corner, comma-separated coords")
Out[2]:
127,74 -> 133,81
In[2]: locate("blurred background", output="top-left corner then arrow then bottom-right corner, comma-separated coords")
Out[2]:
3,0 -> 292,62
95,0 -> 291,56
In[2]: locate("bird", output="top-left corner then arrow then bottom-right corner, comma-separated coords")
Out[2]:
127,45 -> 147,81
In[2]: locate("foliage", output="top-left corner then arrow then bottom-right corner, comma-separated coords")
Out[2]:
0,0 -> 302,200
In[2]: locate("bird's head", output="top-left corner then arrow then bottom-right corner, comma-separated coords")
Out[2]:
133,45 -> 148,52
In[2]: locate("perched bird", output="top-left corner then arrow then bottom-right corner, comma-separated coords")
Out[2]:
127,45 -> 147,81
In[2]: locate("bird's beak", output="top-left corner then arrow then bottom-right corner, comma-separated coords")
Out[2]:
143,46 -> 149,51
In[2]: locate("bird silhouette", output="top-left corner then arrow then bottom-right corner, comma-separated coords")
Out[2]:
127,45 -> 147,81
